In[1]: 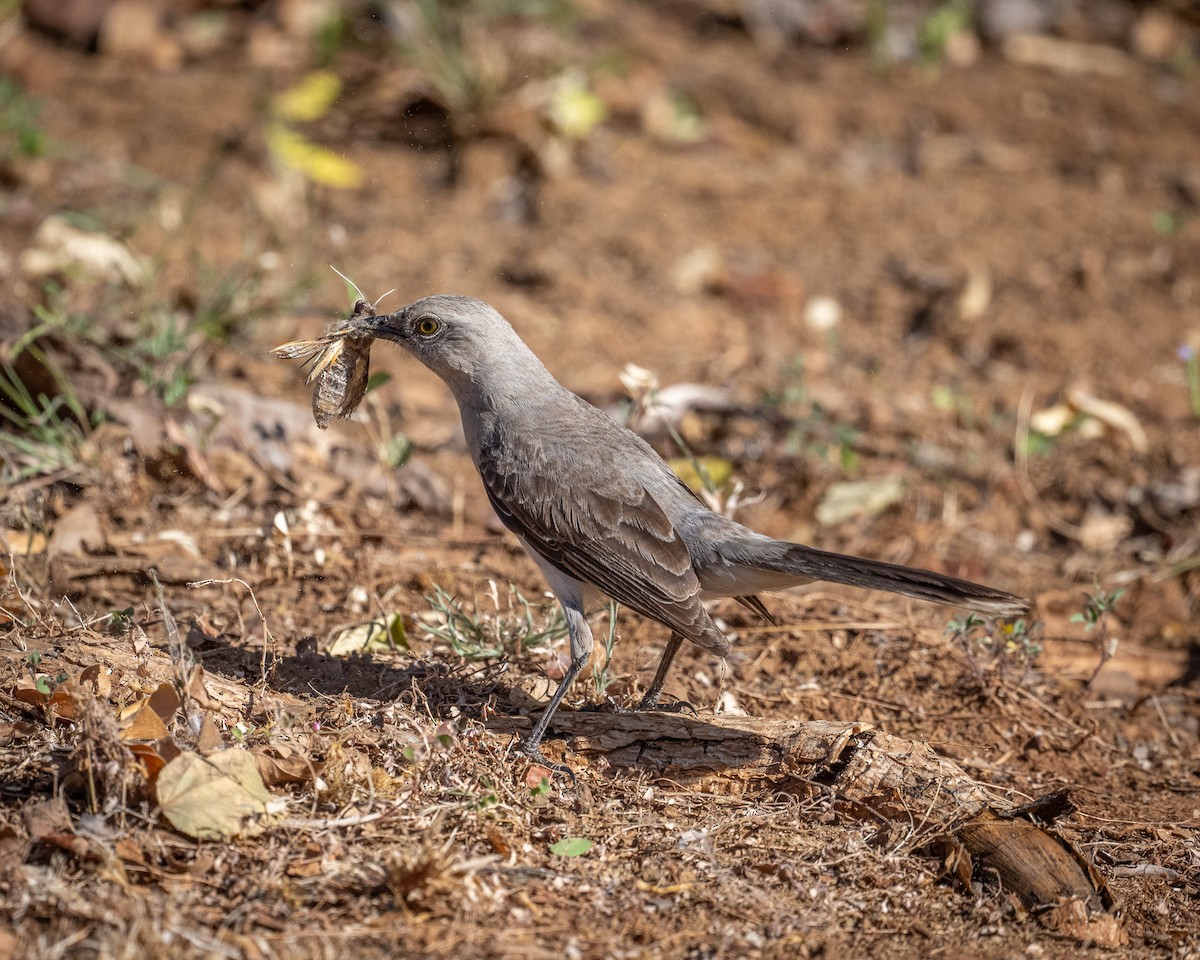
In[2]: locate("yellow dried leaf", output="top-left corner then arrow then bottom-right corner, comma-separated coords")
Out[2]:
815,477 -> 905,526
156,750 -> 280,840
273,70 -> 342,123
268,125 -> 363,189
669,456 -> 733,493
327,613 -> 408,657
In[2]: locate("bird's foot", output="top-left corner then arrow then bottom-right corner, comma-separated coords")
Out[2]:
578,698 -> 622,714
634,693 -> 697,716
520,737 -> 577,786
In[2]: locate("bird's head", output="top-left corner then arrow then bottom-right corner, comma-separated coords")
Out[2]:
373,295 -> 549,401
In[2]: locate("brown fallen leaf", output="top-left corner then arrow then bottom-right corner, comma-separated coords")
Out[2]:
119,681 -> 180,741
78,663 -> 113,698
149,681 -> 182,723
47,682 -> 84,723
195,712 -> 224,753
184,663 -> 214,710
253,747 -> 318,786
127,738 -> 181,784
119,701 -> 170,742
21,796 -> 72,842
0,721 -> 37,745
156,750 -> 281,840
48,502 -> 106,556
0,824 -> 30,872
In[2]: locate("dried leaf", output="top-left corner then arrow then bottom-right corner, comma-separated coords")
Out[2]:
253,747 -> 316,786
815,477 -> 905,526
18,214 -> 149,285
184,664 -> 214,709
78,664 -> 113,698
119,702 -> 170,742
669,456 -> 734,494
47,682 -> 83,722
0,824 -> 30,872
149,681 -> 182,723
118,681 -> 179,740
0,528 -> 48,555
326,613 -> 408,657
1067,389 -> 1148,453
0,721 -> 37,745
48,502 -> 106,556
156,750 -> 280,840
195,713 -> 224,753
21,796 -> 72,841
127,738 -> 180,784
1078,509 -> 1134,553
549,837 -> 592,857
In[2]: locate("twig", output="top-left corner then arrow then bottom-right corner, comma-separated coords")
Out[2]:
189,577 -> 279,684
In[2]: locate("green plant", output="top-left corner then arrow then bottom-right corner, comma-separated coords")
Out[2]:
0,353 -> 92,482
104,607 -> 136,633
549,836 -> 592,857
0,77 -> 46,162
762,355 -> 860,474
121,308 -> 197,407
947,612 -> 1042,685
419,582 -> 567,659
592,600 -> 619,696
1152,209 -> 1181,236
26,652 -> 67,695
918,0 -> 973,65
1071,587 -> 1123,688
399,0 -> 576,119
1070,588 -> 1123,633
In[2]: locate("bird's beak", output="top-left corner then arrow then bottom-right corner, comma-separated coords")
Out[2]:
370,310 -> 405,342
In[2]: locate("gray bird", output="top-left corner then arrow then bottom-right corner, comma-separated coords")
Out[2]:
365,296 -> 1029,771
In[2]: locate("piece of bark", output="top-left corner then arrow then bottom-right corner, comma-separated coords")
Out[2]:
488,711 -> 1124,946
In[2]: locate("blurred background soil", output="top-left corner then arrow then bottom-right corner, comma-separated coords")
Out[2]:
0,1 -> 1198,957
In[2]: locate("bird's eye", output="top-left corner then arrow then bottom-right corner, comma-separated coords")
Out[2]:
415,316 -> 441,337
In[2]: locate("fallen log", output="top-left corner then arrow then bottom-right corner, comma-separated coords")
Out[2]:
488,711 -> 1126,947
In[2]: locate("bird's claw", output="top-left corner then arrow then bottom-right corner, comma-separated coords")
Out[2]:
520,739 -> 577,786
635,695 -> 697,716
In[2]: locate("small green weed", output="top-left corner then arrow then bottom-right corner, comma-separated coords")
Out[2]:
763,354 -> 859,475
26,652 -> 67,695
947,612 -> 1042,686
1072,588 -> 1123,688
0,353 -> 92,482
420,581 -> 567,660
0,77 -> 47,161
592,600 -> 619,697
918,0 -> 973,66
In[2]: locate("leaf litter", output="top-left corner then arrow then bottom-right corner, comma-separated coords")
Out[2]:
5,19 -> 1200,959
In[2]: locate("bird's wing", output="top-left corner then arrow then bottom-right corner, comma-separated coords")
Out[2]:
476,431 -> 727,653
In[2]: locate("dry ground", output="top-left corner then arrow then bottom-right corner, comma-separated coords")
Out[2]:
1,2 -> 1198,957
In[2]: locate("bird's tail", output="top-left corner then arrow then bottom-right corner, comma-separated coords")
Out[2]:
757,542 -> 1029,616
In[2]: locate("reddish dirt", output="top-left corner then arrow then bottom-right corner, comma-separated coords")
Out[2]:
1,4 -> 1198,958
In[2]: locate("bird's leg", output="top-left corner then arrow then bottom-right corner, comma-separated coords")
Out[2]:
521,605 -> 590,778
636,632 -> 694,714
